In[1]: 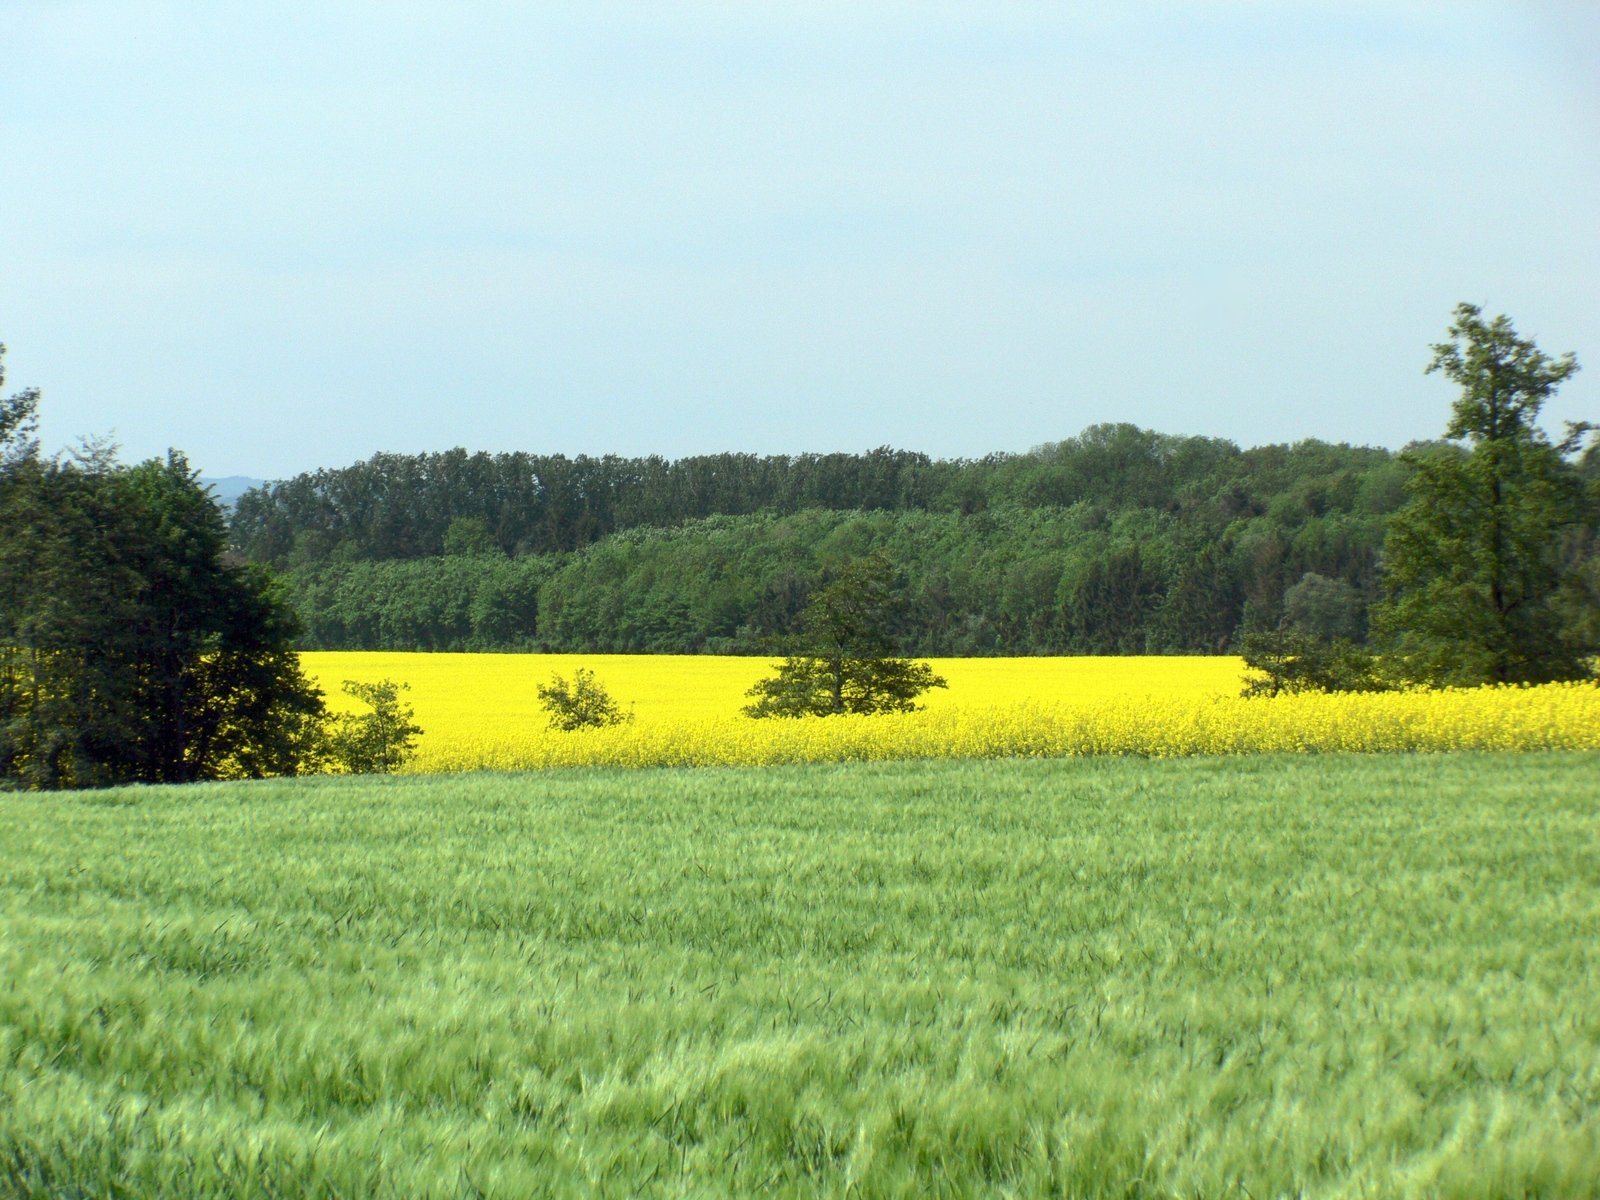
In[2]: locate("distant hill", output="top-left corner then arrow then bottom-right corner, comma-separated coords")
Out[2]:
203,476 -> 267,507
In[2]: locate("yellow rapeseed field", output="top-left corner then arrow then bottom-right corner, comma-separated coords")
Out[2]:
299,652 -> 1600,772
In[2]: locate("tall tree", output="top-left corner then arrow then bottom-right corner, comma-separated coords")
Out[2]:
1373,304 -> 1592,685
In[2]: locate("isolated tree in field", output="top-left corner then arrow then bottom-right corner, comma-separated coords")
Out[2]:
537,667 -> 631,731
1372,303 -> 1594,685
1237,573 -> 1381,696
324,679 -> 423,773
744,553 -> 947,717
1238,630 -> 1382,697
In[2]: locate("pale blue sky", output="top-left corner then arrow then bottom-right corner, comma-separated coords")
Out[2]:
3,2 -> 1597,479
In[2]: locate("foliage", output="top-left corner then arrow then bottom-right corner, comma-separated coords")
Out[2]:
743,653 -> 949,718
280,554 -> 556,652
1280,571 -> 1366,642
230,444 -> 941,565
322,678 -> 422,774
536,667 -> 632,731
4,754 -> 1599,1197
744,554 -> 948,717
1,440 -> 326,789
1238,630 -> 1384,697
0,343 -> 40,466
251,426 -> 1417,658
441,514 -> 498,557
1373,304 -> 1594,685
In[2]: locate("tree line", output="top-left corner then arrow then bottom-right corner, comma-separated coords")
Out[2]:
253,431 -> 1413,656
248,307 -> 1599,678
4,304 -> 1595,790
276,502 -> 1394,658
243,310 -> 1598,672
229,425 -> 1408,569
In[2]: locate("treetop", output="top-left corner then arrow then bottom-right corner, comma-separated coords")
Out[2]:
1427,303 -> 1580,446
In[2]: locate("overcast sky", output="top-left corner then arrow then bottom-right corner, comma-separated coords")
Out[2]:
3,2 -> 1597,480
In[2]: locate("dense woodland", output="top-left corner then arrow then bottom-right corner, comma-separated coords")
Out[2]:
232,424 -> 1430,655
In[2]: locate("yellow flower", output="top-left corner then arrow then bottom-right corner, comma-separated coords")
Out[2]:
298,654 -> 1600,772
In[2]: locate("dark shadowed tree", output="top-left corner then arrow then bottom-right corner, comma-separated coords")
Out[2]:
1238,630 -> 1382,697
1,369 -> 327,788
1281,572 -> 1366,643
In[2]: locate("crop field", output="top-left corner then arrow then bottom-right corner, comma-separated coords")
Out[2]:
301,652 -> 1600,772
3,753 -> 1598,1197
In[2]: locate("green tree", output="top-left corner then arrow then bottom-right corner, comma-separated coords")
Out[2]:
536,667 -> 631,731
442,515 -> 498,557
744,553 -> 947,717
324,679 -> 422,773
1,370 -> 328,789
1,455 -> 330,787
1373,304 -> 1593,685
1281,571 -> 1366,643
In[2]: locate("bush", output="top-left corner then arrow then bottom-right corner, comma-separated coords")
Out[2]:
324,679 -> 423,773
537,668 -> 632,731
1240,631 -> 1385,697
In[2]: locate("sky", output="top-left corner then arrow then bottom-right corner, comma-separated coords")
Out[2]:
3,2 -> 1597,481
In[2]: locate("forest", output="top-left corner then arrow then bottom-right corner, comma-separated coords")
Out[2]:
233,424 -> 1432,656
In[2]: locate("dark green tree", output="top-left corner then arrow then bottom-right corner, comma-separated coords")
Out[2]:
1280,571 -> 1366,643
3,452 -> 331,788
744,553 -> 947,717
1238,630 -> 1382,697
1,369 -> 328,788
1372,304 -> 1593,685
442,515 -> 498,557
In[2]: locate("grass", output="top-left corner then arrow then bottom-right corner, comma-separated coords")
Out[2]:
2,753 -> 1598,1197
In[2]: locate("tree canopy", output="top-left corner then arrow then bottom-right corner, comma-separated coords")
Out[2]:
1,359 -> 328,788
744,554 -> 947,717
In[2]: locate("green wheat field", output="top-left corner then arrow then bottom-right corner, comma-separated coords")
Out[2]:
3,753 -> 1599,1198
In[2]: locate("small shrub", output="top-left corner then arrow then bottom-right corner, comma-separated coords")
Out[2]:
537,668 -> 632,731
325,679 -> 423,773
